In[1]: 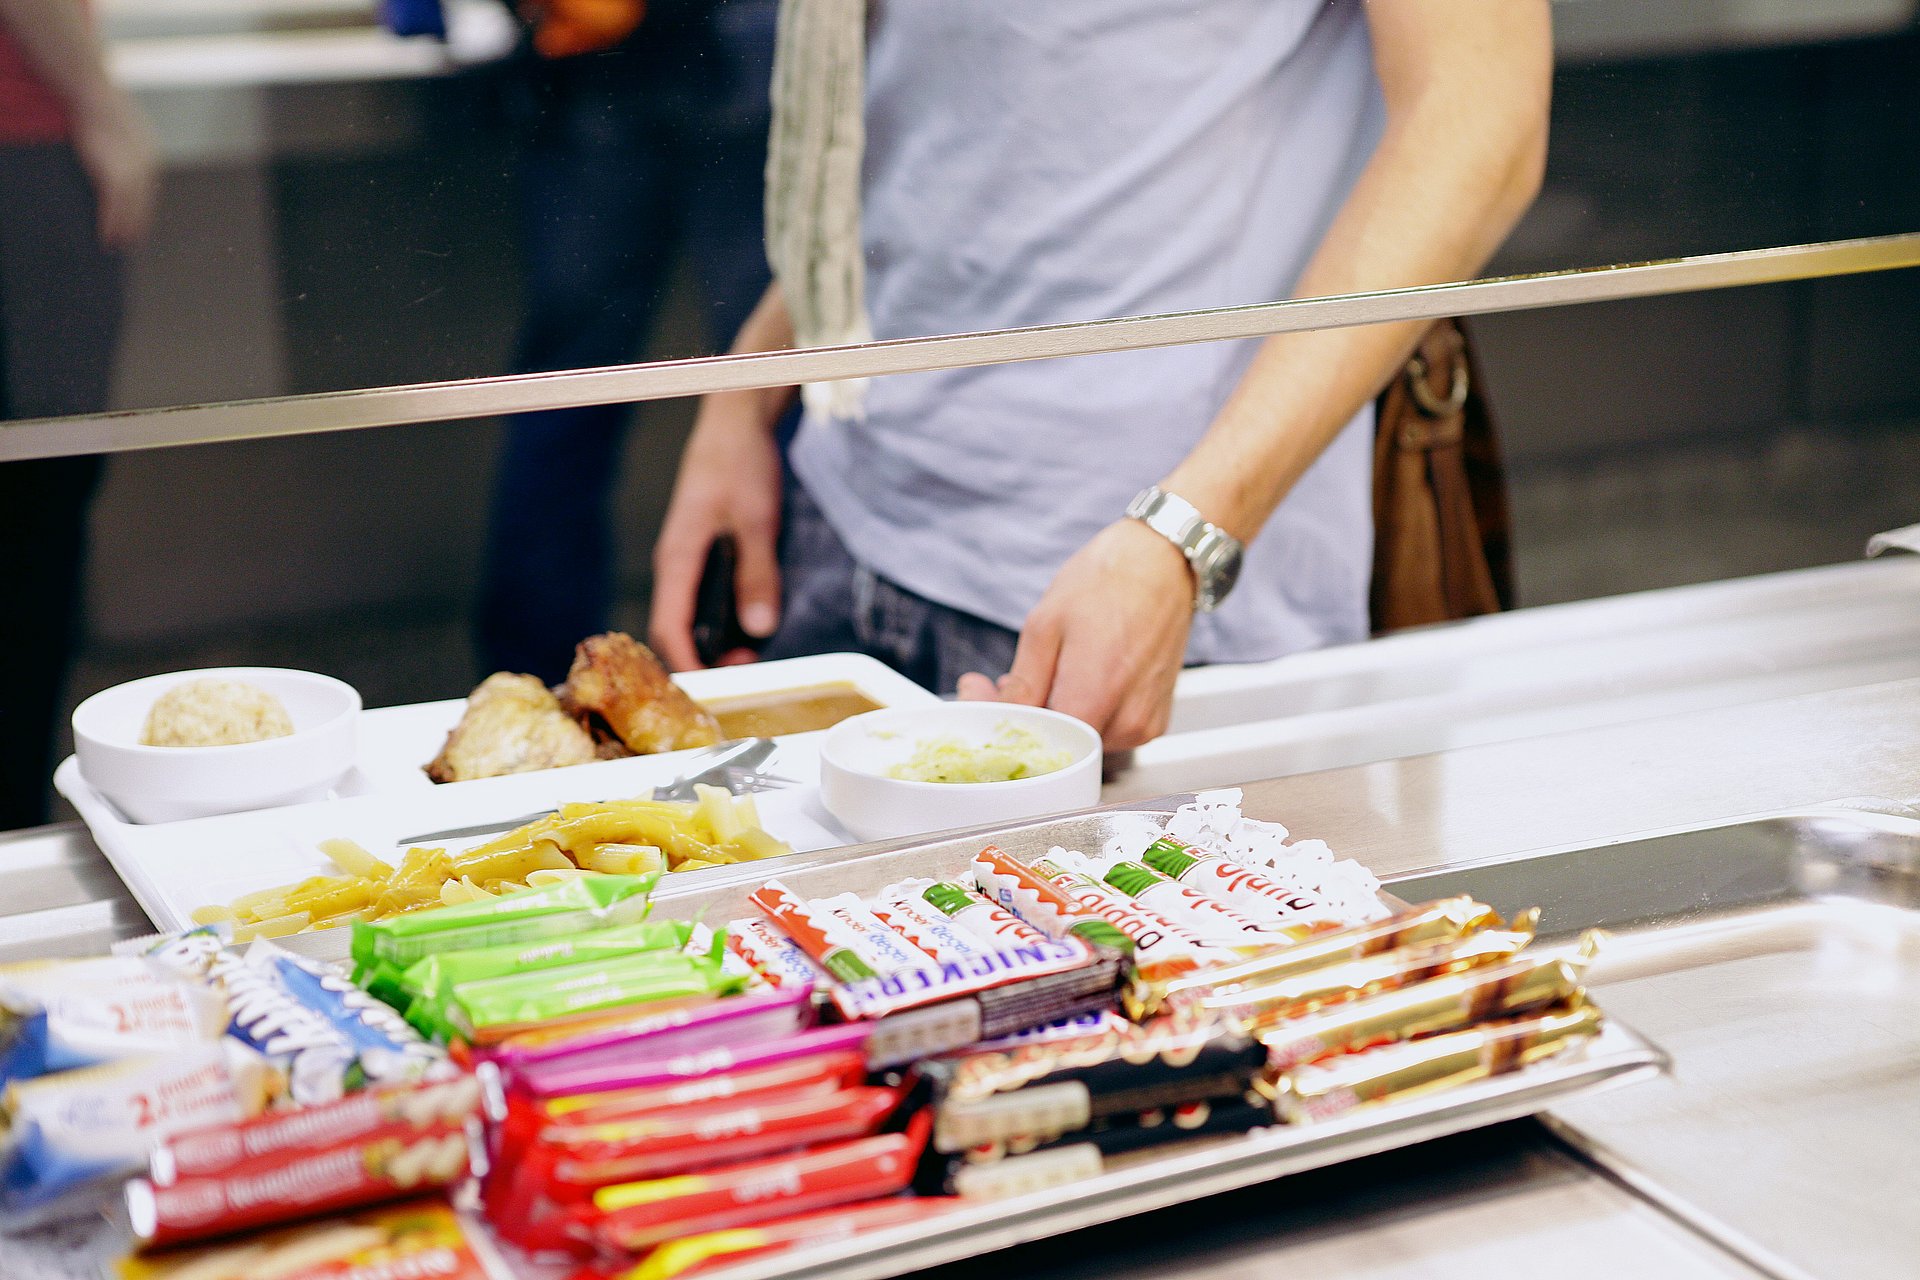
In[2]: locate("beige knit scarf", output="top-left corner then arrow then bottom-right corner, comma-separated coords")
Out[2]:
764,0 -> 872,420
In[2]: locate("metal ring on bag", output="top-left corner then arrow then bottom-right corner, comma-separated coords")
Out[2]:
1407,353 -> 1469,418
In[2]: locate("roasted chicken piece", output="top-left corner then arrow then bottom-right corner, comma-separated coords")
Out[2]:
557,632 -> 721,755
426,672 -> 601,783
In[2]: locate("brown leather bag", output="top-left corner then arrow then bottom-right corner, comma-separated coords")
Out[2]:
1369,319 -> 1514,634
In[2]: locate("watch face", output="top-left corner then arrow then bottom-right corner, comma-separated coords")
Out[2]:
1195,539 -> 1243,612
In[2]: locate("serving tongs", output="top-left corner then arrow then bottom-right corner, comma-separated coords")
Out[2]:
396,738 -> 787,845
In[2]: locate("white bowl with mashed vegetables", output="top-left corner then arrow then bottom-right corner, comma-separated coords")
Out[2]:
818,703 -> 1102,843
72,667 -> 360,823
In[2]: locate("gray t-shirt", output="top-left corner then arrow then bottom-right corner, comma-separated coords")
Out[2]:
788,0 -> 1385,663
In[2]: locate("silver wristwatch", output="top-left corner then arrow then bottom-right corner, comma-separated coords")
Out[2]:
1125,486 -> 1244,612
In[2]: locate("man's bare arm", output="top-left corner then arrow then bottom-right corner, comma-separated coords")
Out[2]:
976,1 -> 1553,748
649,282 -> 800,670
1164,0 -> 1552,539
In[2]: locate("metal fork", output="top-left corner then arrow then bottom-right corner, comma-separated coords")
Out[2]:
397,739 -> 784,845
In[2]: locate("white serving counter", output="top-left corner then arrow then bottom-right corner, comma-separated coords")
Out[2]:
5,561 -> 1918,1279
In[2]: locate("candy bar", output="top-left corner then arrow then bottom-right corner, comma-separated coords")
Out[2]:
482,985 -> 813,1082
1140,836 -> 1352,928
948,1143 -> 1103,1202
1098,858 -> 1308,944
588,1114 -> 931,1253
350,873 -> 659,974
1198,916 -> 1540,1030
515,1020 -> 873,1099
248,941 -> 446,1081
112,1197 -> 510,1280
749,881 -> 881,982
534,1051 -> 866,1128
935,1092 -> 1271,1179
128,1121 -> 477,1247
821,936 -> 1105,1022
1260,935 -> 1600,1070
1126,896 -> 1503,1019
0,957 -> 227,1084
747,876 -> 1115,1025
964,1010 -> 1127,1054
920,881 -> 1053,949
606,1197 -> 962,1280
485,1050 -> 868,1229
138,931 -> 445,1105
1,1041 -> 276,1220
381,919 -> 693,1030
727,916 -> 832,990
541,1085 -> 899,1178
154,1074 -> 483,1183
493,1050 -> 865,1180
447,944 -> 746,1042
814,893 -> 940,975
869,893 -> 991,963
1026,855 -> 1243,972
1272,1000 -> 1605,1122
969,848 -> 1134,952
494,1085 -> 905,1247
925,1014 -> 1268,1145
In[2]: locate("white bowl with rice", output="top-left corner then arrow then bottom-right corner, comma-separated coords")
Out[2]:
72,667 -> 361,823
818,703 -> 1102,843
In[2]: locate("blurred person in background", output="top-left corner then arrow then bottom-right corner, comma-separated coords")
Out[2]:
650,1 -> 1551,751
0,0 -> 154,827
476,0 -> 778,684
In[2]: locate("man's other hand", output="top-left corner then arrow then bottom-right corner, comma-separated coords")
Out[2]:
648,409 -> 784,672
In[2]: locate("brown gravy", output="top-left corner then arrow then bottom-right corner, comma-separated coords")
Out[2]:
703,683 -> 884,739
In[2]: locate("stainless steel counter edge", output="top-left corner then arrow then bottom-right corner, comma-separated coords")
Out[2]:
8,674 -> 1920,1278
3,233 -> 1917,460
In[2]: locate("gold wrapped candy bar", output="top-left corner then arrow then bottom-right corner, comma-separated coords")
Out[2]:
1270,999 -> 1604,1123
1125,896 -> 1503,1020
1259,932 -> 1602,1069
1197,912 -> 1540,1030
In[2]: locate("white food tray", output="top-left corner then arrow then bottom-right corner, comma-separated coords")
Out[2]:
57,654 -> 938,947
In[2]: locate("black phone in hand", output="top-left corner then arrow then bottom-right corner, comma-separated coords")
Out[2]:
692,536 -> 762,666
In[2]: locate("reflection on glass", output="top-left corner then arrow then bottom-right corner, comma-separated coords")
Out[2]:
3,2 -> 1903,421
2,4 -> 1917,832
0,0 -> 152,825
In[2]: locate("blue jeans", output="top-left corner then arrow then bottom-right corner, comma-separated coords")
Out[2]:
478,3 -> 777,682
761,481 -> 1021,696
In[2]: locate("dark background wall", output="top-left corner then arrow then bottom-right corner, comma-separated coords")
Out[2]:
64,25 -> 1920,722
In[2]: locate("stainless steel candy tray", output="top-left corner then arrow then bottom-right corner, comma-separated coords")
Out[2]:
618,802 -> 1667,1280
1389,804 -> 1920,1280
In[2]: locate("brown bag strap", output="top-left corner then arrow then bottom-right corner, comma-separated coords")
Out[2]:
1369,319 -> 1514,634
1457,320 -> 1515,611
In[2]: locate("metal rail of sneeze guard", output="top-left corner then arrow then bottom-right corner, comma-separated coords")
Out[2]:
3,232 -> 1918,462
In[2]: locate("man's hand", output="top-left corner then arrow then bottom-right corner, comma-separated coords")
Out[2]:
72,94 -> 158,250
958,520 -> 1193,751
647,406 -> 784,672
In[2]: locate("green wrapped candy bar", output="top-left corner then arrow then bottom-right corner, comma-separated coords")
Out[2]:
388,919 -> 694,1034
446,945 -> 745,1039
350,873 -> 659,974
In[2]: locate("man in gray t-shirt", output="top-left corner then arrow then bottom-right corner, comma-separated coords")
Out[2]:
651,2 -> 1552,751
